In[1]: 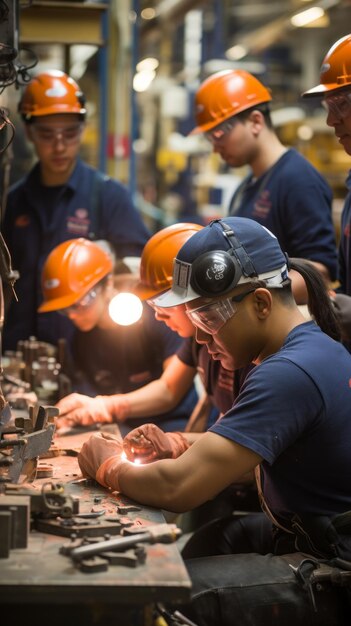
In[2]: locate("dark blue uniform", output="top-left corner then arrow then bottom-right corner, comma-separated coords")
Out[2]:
339,170 -> 351,295
229,149 -> 338,280
183,322 -> 351,626
72,305 -> 198,435
212,322 -> 351,519
2,159 -> 150,351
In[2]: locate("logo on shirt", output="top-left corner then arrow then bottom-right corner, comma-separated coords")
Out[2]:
66,208 -> 90,235
15,214 -> 30,227
253,190 -> 272,219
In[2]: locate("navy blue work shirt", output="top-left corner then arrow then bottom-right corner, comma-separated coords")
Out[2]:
228,149 -> 338,281
71,304 -> 198,435
339,170 -> 351,295
2,159 -> 150,351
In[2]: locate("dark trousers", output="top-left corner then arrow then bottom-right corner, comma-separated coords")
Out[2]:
181,513 -> 350,626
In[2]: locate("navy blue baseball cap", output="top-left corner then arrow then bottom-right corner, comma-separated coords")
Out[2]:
152,217 -> 289,308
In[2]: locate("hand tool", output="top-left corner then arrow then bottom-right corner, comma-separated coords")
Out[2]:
69,523 -> 181,561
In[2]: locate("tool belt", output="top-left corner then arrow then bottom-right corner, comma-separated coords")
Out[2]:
255,467 -> 351,561
271,510 -> 351,563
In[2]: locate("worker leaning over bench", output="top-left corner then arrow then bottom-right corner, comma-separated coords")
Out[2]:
38,237 -> 198,435
78,217 -> 351,626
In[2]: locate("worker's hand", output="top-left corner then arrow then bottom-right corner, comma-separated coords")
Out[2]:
331,293 -> 351,342
78,431 -> 122,478
55,393 -> 113,432
78,432 -> 129,492
123,423 -> 189,464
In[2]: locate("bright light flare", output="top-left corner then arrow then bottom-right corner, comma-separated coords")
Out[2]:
121,450 -> 142,465
290,7 -> 324,27
109,293 -> 143,326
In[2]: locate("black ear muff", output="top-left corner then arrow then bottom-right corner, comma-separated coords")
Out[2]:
190,250 -> 242,297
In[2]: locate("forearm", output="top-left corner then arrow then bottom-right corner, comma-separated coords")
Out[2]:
117,456 -> 198,513
105,379 -> 180,421
90,432 -> 262,513
182,432 -> 202,445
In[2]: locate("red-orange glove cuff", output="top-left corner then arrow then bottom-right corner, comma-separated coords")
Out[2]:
96,456 -> 130,492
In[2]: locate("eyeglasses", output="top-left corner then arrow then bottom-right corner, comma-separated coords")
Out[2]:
31,123 -> 83,144
322,93 -> 351,120
186,288 -> 256,334
58,287 -> 100,317
205,116 -> 238,143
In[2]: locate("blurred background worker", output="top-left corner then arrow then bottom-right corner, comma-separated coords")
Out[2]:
191,69 -> 338,304
303,34 -> 351,350
1,69 -> 150,354
38,237 -> 198,436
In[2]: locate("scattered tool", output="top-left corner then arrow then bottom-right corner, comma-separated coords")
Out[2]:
69,522 -> 181,562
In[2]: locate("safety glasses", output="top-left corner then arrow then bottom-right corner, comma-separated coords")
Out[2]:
31,123 -> 83,145
205,116 -> 238,143
186,288 -> 256,334
59,287 -> 101,317
322,92 -> 351,120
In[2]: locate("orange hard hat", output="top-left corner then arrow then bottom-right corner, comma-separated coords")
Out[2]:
191,69 -> 272,135
38,238 -> 113,313
303,34 -> 351,97
18,70 -> 86,120
135,223 -> 203,300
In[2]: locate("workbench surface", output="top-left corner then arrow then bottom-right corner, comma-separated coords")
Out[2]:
0,430 -> 191,624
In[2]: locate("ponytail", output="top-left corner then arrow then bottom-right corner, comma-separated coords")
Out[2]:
288,258 -> 341,342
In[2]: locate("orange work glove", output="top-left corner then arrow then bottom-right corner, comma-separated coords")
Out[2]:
55,393 -> 130,432
78,431 -> 130,492
123,423 -> 189,464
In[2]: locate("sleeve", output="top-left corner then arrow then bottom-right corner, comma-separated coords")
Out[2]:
277,159 -> 338,280
176,337 -> 198,367
210,358 -> 324,464
100,178 -> 150,258
338,189 -> 351,293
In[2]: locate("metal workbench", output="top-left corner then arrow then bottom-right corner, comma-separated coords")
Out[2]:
0,431 -> 192,626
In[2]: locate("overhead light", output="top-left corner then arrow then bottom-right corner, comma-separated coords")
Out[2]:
290,6 -> 325,27
297,125 -> 314,141
205,58 -> 266,76
226,45 -> 248,61
133,69 -> 156,92
136,57 -> 159,72
141,7 -> 157,20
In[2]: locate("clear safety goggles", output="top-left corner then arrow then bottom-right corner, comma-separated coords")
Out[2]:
59,287 -> 101,317
205,116 -> 238,143
186,288 -> 256,334
31,123 -> 83,145
322,92 -> 351,120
